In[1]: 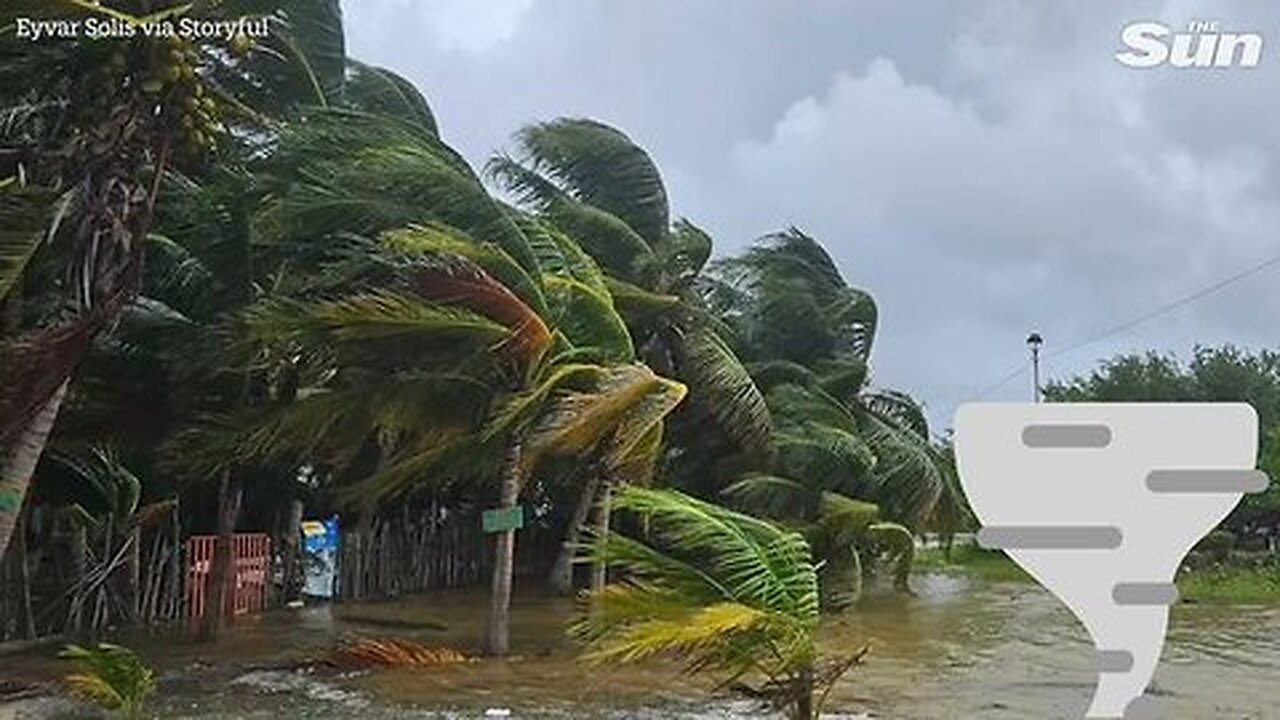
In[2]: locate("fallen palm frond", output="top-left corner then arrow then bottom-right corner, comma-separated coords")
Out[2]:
328,637 -> 472,668
58,643 -> 156,720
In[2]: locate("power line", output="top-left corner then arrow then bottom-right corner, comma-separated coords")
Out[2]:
946,248 -> 1280,412
966,360 -> 1030,402
1046,251 -> 1280,361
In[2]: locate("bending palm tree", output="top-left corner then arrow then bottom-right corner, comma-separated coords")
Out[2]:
236,218 -> 685,655
709,230 -> 961,604
0,0 -> 346,559
489,119 -> 773,457
574,486 -> 866,720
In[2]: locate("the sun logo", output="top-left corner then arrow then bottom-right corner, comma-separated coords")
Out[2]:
1116,21 -> 1263,68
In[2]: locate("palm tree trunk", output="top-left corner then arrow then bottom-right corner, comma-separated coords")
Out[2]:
122,524 -> 141,624
484,440 -> 522,657
0,381 -> 68,561
792,666 -> 815,720
69,520 -> 87,632
13,507 -> 36,639
590,478 -> 612,594
549,472 -> 602,595
281,498 -> 304,605
200,471 -> 242,641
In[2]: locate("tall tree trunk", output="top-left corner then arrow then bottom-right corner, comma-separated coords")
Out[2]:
68,520 -> 87,633
0,381 -> 68,561
484,440 -> 523,657
122,524 -> 141,624
549,472 -> 602,595
590,478 -> 612,594
165,500 -> 181,619
281,498 -> 304,605
13,507 -> 36,639
200,472 -> 242,641
792,666 -> 815,720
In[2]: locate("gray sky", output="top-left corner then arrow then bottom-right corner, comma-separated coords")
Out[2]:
341,0 -> 1280,430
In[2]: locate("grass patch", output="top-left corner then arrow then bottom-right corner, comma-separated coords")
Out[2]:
918,545 -> 1280,605
1177,564 -> 1280,605
915,545 -> 1030,583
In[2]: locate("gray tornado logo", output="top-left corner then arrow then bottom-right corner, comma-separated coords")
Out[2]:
954,403 -> 1270,718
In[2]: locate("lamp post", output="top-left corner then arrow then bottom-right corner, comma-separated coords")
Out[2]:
1027,332 -> 1044,403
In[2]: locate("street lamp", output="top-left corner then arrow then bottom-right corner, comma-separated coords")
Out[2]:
1027,332 -> 1044,403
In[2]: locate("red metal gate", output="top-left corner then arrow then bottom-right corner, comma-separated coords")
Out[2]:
185,534 -> 271,619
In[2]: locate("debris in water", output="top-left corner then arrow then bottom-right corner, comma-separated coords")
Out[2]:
329,637 -> 472,668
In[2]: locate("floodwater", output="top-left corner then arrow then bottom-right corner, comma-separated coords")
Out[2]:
2,574 -> 1277,718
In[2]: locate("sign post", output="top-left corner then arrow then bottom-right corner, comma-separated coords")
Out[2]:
483,506 -> 525,534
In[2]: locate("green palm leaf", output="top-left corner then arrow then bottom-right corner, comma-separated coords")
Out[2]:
0,185 -> 54,301
512,118 -> 670,246
343,60 -> 437,136
677,325 -> 773,455
543,274 -> 634,362
384,223 -> 547,319
522,364 -> 686,473
508,210 -> 609,297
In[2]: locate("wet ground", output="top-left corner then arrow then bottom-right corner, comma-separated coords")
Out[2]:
1,574 -> 1277,718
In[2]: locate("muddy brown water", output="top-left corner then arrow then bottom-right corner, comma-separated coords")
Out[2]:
2,574 -> 1277,718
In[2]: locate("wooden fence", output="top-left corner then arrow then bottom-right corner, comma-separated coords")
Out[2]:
334,507 -> 560,601
0,504 -> 185,643
2,503 -> 555,643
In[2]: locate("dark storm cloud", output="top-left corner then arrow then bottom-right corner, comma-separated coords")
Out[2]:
343,0 -> 1280,428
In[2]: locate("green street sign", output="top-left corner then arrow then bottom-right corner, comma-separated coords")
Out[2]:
482,506 -> 525,534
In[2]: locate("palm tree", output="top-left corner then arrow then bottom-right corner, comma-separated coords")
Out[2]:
136,56 -> 461,637
573,486 -> 867,720
489,119 -> 773,459
0,0 -> 346,560
707,230 -> 960,604
232,206 -> 686,654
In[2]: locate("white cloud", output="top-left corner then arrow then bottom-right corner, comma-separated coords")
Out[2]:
344,0 -> 534,54
342,0 -> 1280,427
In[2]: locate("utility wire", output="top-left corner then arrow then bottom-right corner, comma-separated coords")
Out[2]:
947,249 -> 1280,411
966,361 -> 1030,402
1045,251 -> 1280,361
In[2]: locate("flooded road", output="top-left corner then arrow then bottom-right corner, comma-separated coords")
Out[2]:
3,574 -> 1277,718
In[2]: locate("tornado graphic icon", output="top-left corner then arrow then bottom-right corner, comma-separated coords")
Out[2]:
954,403 -> 1270,718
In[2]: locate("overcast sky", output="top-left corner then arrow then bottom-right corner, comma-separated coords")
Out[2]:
341,0 -> 1280,430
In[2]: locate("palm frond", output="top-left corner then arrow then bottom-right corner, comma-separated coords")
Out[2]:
677,325 -> 773,455
543,274 -> 633,362
607,421 -> 664,484
543,197 -> 656,283
523,364 -> 685,473
513,118 -> 670,246
343,60 -> 437,136
605,276 -> 681,319
508,210 -> 610,297
241,291 -> 509,350
59,643 -> 155,718
855,409 -> 946,529
722,473 -> 821,520
482,362 -> 605,444
774,424 -> 876,493
664,218 -> 713,286
259,109 -> 539,273
407,257 -> 553,366
607,487 -> 819,621
861,389 -> 930,439
749,361 -> 819,392
817,492 -> 881,548
0,185 -> 53,301
384,222 -> 548,319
